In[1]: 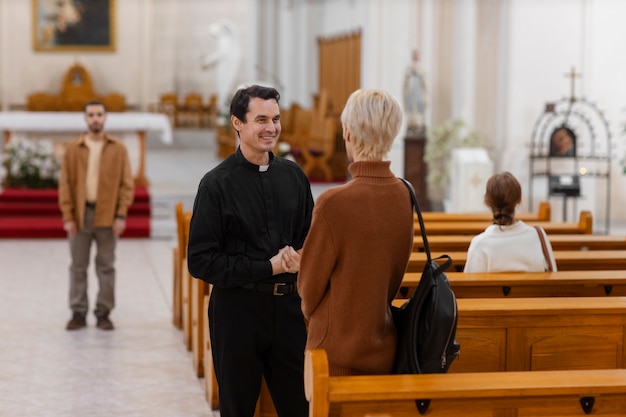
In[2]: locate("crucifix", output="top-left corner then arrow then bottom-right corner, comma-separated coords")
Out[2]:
564,66 -> 582,103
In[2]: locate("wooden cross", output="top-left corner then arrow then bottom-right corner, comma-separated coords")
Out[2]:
565,66 -> 582,102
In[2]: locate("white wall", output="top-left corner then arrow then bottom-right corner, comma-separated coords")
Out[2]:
1,0 -> 625,227
501,0 -> 626,228
0,0 -> 251,109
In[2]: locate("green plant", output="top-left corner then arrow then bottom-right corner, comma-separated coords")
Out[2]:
1,139 -> 60,188
424,118 -> 482,193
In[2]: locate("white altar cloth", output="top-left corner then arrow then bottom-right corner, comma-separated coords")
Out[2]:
0,111 -> 172,144
0,112 -> 172,186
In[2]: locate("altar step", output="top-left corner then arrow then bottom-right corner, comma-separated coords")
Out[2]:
0,187 -> 151,238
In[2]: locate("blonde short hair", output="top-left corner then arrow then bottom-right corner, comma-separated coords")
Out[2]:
340,89 -> 402,160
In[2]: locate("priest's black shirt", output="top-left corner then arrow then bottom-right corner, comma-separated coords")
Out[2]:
187,147 -> 314,288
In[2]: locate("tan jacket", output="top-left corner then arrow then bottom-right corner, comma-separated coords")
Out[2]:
58,133 -> 135,230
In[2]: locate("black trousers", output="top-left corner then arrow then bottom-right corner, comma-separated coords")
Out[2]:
208,286 -> 308,417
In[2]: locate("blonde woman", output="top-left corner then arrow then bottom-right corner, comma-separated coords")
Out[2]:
298,89 -> 414,376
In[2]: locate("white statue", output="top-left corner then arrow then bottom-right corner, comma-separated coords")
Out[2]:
200,19 -> 242,115
403,49 -> 427,135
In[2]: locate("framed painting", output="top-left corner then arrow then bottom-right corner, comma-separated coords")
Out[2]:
549,125 -> 576,158
32,0 -> 116,52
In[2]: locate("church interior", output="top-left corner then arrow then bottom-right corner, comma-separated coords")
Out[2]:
2,0 -> 626,416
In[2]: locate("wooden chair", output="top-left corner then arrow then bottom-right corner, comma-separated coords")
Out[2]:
203,94 -> 219,128
26,93 -> 60,111
101,92 -> 127,112
300,116 -> 338,181
159,93 -> 179,127
181,92 -> 204,127
216,123 -> 237,159
283,104 -> 313,164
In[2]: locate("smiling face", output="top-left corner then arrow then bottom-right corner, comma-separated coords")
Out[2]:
232,97 -> 281,165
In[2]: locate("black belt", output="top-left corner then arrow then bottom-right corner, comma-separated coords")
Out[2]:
85,202 -> 96,208
241,282 -> 296,296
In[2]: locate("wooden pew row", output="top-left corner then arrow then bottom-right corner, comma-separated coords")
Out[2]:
391,296 -> 626,373
202,295 -> 220,410
414,233 -> 626,252
305,349 -> 626,417
210,292 -> 626,416
418,201 -> 551,222
399,270 -> 626,299
407,249 -> 626,272
415,210 -> 592,235
172,202 -> 185,329
181,212 -> 193,351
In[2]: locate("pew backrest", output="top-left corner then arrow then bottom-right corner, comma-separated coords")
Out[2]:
304,349 -> 626,417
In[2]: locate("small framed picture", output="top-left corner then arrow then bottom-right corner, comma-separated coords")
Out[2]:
549,126 -> 576,157
32,0 -> 116,52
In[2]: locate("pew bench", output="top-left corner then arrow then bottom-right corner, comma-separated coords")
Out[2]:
414,210 -> 592,235
204,295 -> 626,416
390,296 -> 626,373
304,349 -> 626,417
399,270 -> 626,298
407,249 -> 626,272
414,233 -> 626,252
418,201 -> 551,222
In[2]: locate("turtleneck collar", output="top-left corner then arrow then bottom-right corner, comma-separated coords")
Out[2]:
348,160 -> 394,179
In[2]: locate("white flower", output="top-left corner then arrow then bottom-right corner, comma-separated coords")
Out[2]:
2,138 -> 61,188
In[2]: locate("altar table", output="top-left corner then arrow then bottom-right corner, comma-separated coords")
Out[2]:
0,112 -> 173,187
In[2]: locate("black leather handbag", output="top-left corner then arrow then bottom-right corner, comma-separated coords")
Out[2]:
393,178 -> 460,375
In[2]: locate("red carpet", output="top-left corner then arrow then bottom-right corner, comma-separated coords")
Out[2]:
0,187 -> 151,238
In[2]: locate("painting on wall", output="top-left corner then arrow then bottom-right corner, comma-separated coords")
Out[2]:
32,0 -> 116,52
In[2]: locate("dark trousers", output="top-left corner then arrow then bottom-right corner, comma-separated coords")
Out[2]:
209,286 -> 308,417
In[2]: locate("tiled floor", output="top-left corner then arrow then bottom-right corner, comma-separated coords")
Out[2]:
0,140 -> 221,416
0,132 -> 336,417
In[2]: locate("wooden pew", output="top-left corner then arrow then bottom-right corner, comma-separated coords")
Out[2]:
181,211 -> 193,351
390,296 -> 626,373
415,233 -> 626,252
399,270 -> 626,298
419,201 -> 551,222
407,249 -> 626,272
203,294 -> 220,410
415,210 -> 592,235
191,277 -> 211,377
172,202 -> 185,329
304,349 -> 626,417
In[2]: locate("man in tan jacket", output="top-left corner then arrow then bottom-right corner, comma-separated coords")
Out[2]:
58,100 -> 134,330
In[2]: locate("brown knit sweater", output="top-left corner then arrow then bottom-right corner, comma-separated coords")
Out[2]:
298,161 -> 414,375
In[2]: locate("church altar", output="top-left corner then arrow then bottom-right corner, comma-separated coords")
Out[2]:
0,112 -> 172,187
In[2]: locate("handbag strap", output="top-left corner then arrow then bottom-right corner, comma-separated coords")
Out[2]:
535,225 -> 553,272
399,178 -> 431,261
399,178 -> 453,273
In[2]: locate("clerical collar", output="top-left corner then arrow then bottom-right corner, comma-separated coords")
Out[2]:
259,164 -> 269,172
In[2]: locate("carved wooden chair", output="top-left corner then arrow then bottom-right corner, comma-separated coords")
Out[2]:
101,93 -> 127,112
181,92 -> 203,128
301,115 -> 338,182
159,93 -> 179,127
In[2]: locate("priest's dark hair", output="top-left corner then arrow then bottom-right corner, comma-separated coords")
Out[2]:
229,85 -> 280,123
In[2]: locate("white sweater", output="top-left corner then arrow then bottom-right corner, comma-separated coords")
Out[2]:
464,220 -> 558,273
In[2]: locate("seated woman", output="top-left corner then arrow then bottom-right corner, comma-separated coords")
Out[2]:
464,172 -> 558,273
